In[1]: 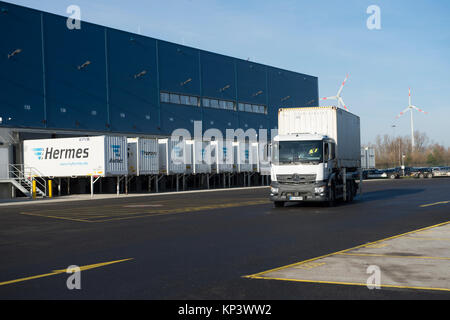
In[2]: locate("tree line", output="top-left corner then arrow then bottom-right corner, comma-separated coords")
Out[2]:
368,131 -> 450,169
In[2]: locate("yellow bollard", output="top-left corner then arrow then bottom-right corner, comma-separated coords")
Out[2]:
32,179 -> 36,199
48,180 -> 52,198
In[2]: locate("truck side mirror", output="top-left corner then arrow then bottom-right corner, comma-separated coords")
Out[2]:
329,143 -> 336,160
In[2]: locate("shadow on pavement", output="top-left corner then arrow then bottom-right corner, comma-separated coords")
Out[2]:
278,188 -> 425,208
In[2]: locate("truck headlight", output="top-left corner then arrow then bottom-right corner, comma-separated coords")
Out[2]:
271,187 -> 279,194
314,186 -> 326,194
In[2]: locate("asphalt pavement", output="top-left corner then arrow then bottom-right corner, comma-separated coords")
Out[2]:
0,178 -> 449,299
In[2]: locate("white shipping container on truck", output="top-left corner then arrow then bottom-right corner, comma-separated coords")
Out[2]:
127,138 -> 159,176
23,136 -> 128,178
277,106 -> 360,167
270,106 -> 361,207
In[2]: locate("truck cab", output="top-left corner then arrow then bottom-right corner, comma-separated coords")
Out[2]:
270,134 -> 341,206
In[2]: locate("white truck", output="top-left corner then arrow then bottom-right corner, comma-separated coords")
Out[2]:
270,106 -> 361,207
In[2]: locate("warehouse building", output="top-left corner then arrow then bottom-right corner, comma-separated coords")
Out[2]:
0,1 -> 319,197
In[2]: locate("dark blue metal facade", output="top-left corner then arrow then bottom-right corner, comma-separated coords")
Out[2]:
0,1 -> 318,137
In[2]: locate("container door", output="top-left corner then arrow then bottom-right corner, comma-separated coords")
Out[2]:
158,140 -> 168,175
140,138 -> 159,175
127,138 -> 138,175
105,136 -> 128,176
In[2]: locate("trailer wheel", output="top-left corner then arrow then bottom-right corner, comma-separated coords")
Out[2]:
427,173 -> 433,179
273,201 -> 285,208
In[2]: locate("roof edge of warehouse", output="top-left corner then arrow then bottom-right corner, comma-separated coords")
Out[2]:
0,0 -> 317,80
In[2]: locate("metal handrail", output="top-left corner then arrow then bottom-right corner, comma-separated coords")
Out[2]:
8,164 -> 47,196
25,167 -> 47,196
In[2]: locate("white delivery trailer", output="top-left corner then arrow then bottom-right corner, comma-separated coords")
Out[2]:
158,138 -> 187,175
234,141 -> 253,172
211,140 -> 234,173
23,136 -> 128,178
127,138 -> 159,176
271,106 -> 361,207
188,140 -> 211,174
259,142 -> 272,176
250,142 -> 260,173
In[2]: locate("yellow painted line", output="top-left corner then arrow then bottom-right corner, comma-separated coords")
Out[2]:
93,200 -> 271,222
244,220 -> 450,279
21,200 -> 270,223
420,201 -> 450,208
0,258 -> 133,287
52,258 -> 133,272
337,252 -> 450,261
293,262 -> 326,270
19,212 -> 93,223
364,243 -> 388,249
247,275 -> 450,292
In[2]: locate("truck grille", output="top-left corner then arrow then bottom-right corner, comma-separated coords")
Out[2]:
277,174 -> 316,184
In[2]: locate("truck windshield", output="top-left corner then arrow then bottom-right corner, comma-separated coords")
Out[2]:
273,140 -> 323,164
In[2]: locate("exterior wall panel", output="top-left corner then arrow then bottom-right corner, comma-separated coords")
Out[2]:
43,13 -> 108,131
200,51 -> 236,101
0,3 -> 45,128
107,30 -> 159,134
236,60 -> 267,106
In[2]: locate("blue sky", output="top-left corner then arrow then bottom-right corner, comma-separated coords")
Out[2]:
8,0 -> 450,146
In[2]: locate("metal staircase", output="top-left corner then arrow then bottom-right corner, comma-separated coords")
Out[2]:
6,164 -> 47,198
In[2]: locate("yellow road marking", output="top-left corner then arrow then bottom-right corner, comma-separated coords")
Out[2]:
337,252 -> 450,261
0,258 -> 133,287
21,200 -> 270,223
294,262 -> 326,270
247,275 -> 450,292
19,212 -> 93,223
365,243 -> 388,249
244,220 -> 450,279
420,201 -> 450,208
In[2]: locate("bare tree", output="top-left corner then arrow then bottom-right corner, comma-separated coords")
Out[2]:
372,131 -> 449,168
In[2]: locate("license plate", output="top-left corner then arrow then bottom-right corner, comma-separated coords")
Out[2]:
289,196 -> 303,201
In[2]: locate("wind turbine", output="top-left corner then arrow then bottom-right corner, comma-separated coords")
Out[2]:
321,74 -> 350,111
395,88 -> 428,150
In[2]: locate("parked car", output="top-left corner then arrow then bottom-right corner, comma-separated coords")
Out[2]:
363,169 -> 387,179
432,167 -> 450,177
402,167 -> 412,176
383,168 -> 402,179
410,167 -> 433,179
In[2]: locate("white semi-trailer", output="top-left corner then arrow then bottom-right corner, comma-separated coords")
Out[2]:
270,106 -> 361,207
23,136 -> 128,178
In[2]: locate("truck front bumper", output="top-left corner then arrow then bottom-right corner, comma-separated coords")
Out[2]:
269,181 -> 328,202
